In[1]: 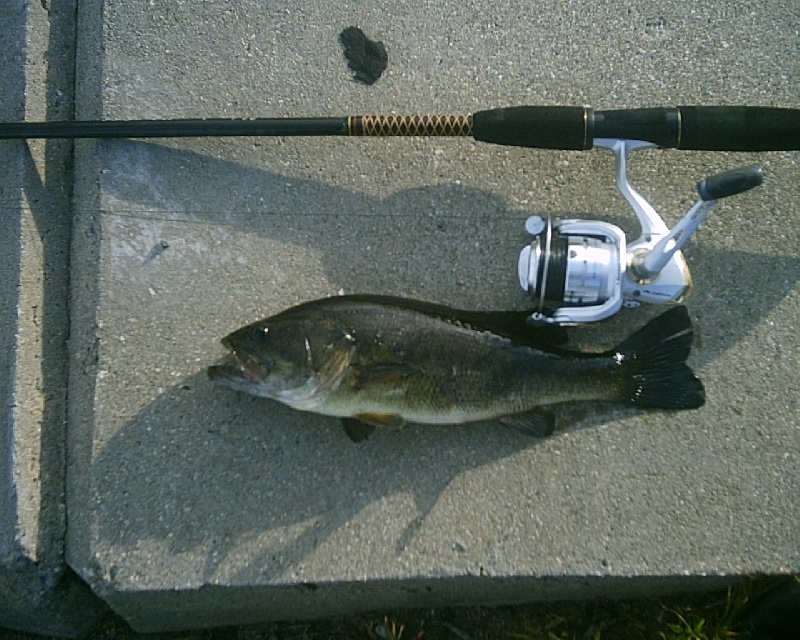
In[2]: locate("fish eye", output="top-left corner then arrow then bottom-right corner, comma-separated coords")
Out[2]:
250,325 -> 269,342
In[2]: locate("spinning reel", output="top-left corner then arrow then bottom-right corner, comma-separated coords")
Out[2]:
518,139 -> 764,324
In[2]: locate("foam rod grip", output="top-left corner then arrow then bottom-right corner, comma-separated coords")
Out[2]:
678,106 -> 800,151
472,106 -> 594,150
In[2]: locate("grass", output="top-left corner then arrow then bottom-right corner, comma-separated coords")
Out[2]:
0,576 -> 793,640
658,584 -> 749,640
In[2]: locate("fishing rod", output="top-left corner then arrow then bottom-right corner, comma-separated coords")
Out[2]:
3,104 -> 797,324
1,105 -> 799,150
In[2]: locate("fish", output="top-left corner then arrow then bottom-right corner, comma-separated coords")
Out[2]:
208,295 -> 704,442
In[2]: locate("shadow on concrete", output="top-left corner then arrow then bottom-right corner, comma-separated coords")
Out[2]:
95,369 -> 535,585
96,139 -> 529,307
99,139 -> 798,361
93,377 -> 641,591
80,140 -> 798,592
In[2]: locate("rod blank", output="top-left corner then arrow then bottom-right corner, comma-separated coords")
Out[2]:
0,117 -> 350,139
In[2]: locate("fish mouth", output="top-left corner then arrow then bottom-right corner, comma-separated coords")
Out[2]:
208,352 -> 268,383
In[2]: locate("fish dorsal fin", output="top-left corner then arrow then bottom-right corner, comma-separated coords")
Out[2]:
290,295 -> 568,349
353,412 -> 405,428
499,407 -> 555,438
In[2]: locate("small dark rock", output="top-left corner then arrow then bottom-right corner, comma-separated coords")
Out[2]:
339,26 -> 388,85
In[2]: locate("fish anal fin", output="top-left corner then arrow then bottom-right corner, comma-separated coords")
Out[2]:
353,411 -> 405,428
499,407 -> 555,438
342,418 -> 375,443
353,363 -> 421,390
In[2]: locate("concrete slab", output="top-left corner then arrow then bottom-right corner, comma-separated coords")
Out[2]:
0,1 -> 108,635
66,0 -> 799,633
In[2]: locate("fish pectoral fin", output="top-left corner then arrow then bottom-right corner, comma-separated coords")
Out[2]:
342,418 -> 376,443
353,411 -> 405,428
315,337 -> 357,391
353,363 -> 421,390
499,408 -> 555,438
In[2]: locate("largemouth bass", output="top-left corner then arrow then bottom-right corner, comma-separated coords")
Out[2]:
208,295 -> 704,441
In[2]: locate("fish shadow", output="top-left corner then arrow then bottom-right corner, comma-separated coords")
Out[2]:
92,365 -> 681,588
94,368 -> 564,584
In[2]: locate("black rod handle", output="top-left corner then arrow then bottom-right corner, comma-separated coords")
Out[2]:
594,106 -> 800,151
471,105 -> 800,151
677,106 -> 800,151
472,106 -> 594,150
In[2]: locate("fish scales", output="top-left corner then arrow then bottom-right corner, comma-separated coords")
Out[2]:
316,302 -> 614,422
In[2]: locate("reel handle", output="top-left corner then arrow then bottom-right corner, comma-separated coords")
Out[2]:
630,165 -> 764,281
697,165 -> 764,201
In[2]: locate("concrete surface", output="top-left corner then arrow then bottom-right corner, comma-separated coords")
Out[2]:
0,1 -> 109,636
65,0 -> 799,632
1,0 -> 797,635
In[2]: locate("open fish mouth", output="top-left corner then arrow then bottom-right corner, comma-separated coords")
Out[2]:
208,353 -> 268,383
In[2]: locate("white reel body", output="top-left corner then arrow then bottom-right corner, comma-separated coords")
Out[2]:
518,139 -> 763,325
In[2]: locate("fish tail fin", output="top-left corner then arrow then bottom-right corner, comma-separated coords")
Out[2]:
614,306 -> 705,410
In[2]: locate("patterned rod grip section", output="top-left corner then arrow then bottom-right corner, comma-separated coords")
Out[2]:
348,114 -> 473,137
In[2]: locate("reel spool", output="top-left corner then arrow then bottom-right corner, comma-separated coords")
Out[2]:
519,216 -> 625,324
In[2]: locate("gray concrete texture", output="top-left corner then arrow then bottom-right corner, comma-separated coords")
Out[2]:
1,0 -> 797,635
1,1 -> 108,635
